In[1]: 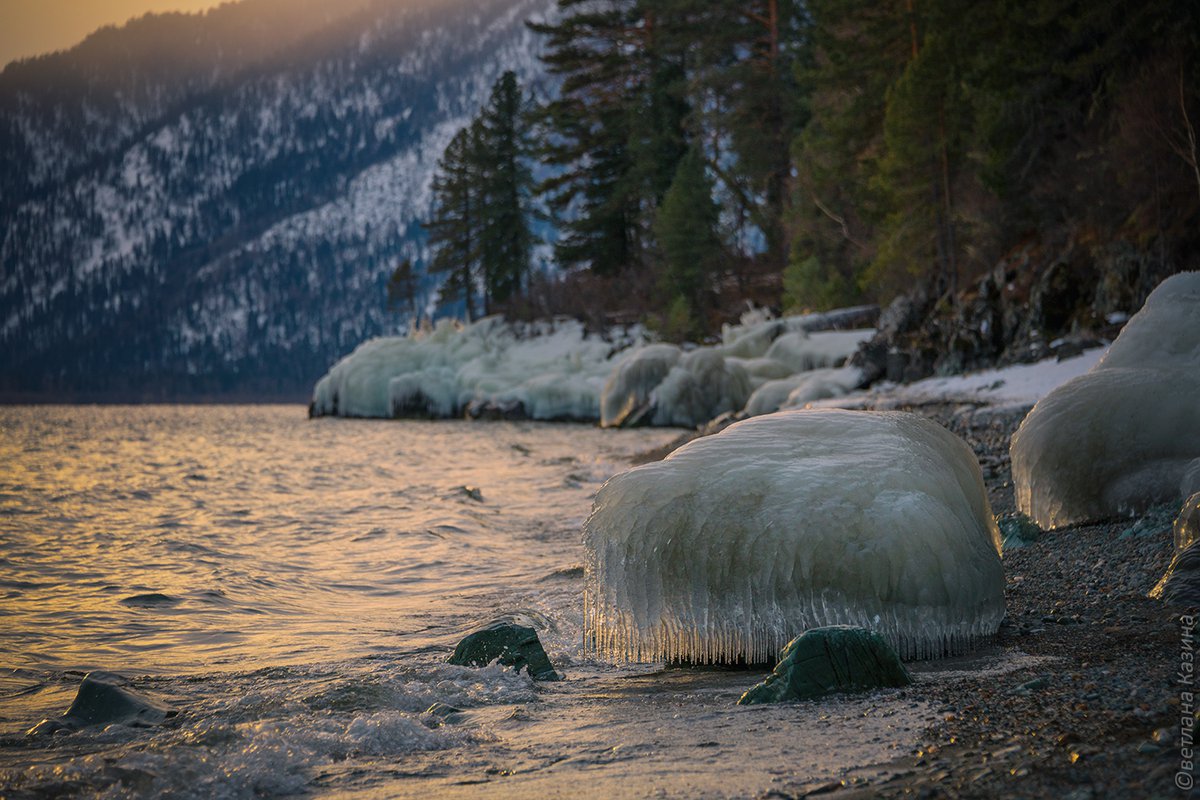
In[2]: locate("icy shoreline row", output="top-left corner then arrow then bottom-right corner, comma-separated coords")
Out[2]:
310,308 -> 876,427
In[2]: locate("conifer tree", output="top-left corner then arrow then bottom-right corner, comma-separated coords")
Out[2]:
425,123 -> 483,320
476,71 -> 535,309
530,0 -> 689,275
653,147 -> 721,334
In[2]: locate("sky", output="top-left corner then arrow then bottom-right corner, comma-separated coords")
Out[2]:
0,1 -> 226,67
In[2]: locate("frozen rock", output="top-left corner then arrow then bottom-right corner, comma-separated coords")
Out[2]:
447,621 -> 560,681
762,330 -> 873,373
26,672 -> 175,736
1011,272 -> 1200,528
584,409 -> 1004,664
600,344 -> 681,427
743,366 -> 862,417
1150,493 -> 1200,606
313,317 -> 635,422
650,349 -> 752,428
737,626 -> 910,704
997,513 -> 1041,551
1177,492 -> 1200,552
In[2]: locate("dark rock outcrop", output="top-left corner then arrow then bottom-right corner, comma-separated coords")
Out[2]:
852,233 -> 1181,386
447,621 -> 560,681
26,672 -> 176,736
737,626 -> 910,705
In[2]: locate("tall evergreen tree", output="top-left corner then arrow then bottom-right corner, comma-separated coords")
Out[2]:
425,123 -> 483,320
476,71 -> 535,309
424,73 -> 537,319
653,146 -> 722,334
530,0 -> 689,275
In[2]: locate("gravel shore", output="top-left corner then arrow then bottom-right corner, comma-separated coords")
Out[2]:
777,403 -> 1187,799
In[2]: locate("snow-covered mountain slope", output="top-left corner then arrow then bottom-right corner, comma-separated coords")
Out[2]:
0,0 -> 554,398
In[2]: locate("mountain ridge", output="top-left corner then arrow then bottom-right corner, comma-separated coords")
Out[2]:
1,0 -> 555,400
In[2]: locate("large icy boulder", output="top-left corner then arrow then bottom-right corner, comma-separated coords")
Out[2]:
599,344 -> 682,427
649,348 -> 753,428
583,409 -> 1005,663
1011,272 -> 1200,529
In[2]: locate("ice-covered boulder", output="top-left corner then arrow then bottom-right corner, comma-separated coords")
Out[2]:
1011,272 -> 1200,529
762,330 -> 873,373
600,344 -> 682,427
1151,493 -> 1200,606
583,409 -> 1004,664
650,349 -> 752,428
744,366 -> 862,417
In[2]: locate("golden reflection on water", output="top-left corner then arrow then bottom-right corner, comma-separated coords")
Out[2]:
0,405 -> 677,676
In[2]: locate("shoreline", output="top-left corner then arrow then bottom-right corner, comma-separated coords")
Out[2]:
783,403 -> 1182,799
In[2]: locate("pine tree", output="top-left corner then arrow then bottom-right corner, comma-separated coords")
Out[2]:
425,123 -> 483,320
476,71 -> 535,309
530,0 -> 689,275
653,147 -> 722,334
386,258 -> 419,318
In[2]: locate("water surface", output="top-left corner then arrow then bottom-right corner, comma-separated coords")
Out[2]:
0,405 -> 936,798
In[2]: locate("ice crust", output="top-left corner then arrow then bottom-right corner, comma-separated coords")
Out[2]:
312,317 -> 627,421
1011,272 -> 1200,529
313,309 -> 873,427
744,366 -> 863,417
583,409 -> 1005,664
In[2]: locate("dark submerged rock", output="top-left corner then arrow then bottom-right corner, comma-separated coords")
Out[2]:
26,672 -> 176,736
737,626 -> 910,705
448,621 -> 560,681
464,398 -> 528,421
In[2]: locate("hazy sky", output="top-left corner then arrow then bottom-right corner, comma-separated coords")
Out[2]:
0,1 -> 226,67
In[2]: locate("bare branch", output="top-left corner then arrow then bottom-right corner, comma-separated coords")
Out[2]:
811,194 -> 868,251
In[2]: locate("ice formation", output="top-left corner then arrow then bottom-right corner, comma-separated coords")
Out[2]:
744,366 -> 862,417
1011,272 -> 1200,529
583,409 -> 1005,664
599,344 -> 681,427
596,313 -> 872,428
312,308 -> 874,426
311,317 -> 631,421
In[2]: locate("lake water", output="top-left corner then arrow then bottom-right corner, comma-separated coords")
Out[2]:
0,405 -> 939,798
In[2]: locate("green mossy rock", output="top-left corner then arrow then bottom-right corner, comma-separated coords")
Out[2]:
998,513 -> 1041,550
448,622 -> 560,681
737,626 -> 910,705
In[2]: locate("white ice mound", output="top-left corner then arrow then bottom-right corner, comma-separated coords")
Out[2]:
1011,272 -> 1200,529
311,317 -> 633,421
597,311 -> 874,428
583,409 -> 1005,663
744,366 -> 863,417
599,344 -> 682,427
650,348 -> 752,428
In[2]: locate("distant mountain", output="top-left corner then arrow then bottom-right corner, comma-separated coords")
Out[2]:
0,0 -> 555,400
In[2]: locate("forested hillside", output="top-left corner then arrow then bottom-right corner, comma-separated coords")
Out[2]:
424,0 -> 1199,369
4,0 -> 1197,398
